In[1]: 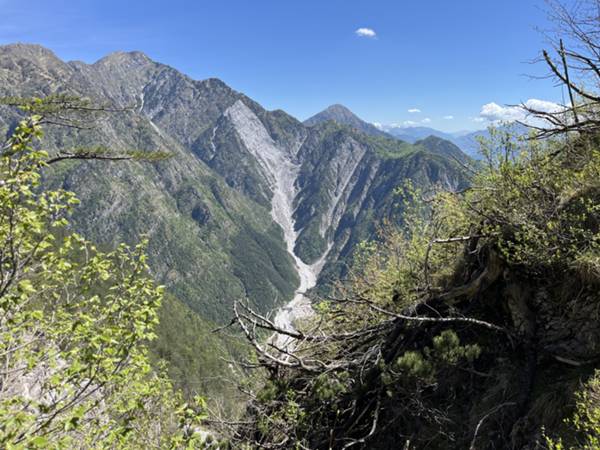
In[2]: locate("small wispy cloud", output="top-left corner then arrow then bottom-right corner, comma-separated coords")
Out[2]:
355,28 -> 377,38
421,118 -> 431,124
403,120 -> 418,127
407,108 -> 421,114
443,115 -> 454,120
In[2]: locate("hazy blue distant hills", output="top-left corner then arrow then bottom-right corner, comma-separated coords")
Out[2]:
383,125 -> 457,144
382,123 -> 530,159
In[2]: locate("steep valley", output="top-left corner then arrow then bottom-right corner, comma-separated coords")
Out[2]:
0,43 -> 471,404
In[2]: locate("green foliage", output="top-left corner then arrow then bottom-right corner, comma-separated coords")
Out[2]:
151,293 -> 250,417
1,94 -> 106,122
342,181 -> 467,314
236,120 -> 600,448
313,372 -> 349,402
0,116 -> 206,448
365,135 -> 419,159
294,221 -> 327,264
545,371 -> 600,450
61,145 -> 173,162
395,330 -> 481,381
231,225 -> 298,312
1,95 -> 173,162
472,129 -> 600,272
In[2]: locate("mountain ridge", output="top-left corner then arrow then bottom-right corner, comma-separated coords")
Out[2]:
0,43 -> 472,315
0,42 -> 471,404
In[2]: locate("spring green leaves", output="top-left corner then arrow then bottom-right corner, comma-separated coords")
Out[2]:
0,116 -> 206,448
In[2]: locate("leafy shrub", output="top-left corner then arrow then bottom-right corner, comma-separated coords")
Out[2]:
0,116 -> 206,448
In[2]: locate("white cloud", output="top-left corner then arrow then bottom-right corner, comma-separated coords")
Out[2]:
472,117 -> 486,123
478,99 -> 562,124
407,108 -> 421,114
421,118 -> 431,124
523,99 -> 562,113
402,120 -> 418,127
356,28 -> 377,38
372,122 -> 383,129
443,115 -> 454,120
479,102 -> 524,122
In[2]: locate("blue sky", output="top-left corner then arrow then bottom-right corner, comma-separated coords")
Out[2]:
0,0 -> 572,131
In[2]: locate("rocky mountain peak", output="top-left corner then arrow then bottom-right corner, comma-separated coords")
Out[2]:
0,43 -> 73,95
321,103 -> 355,116
93,50 -> 153,68
0,43 -> 59,60
304,103 -> 390,138
201,77 -> 231,89
305,104 -> 356,125
0,43 -> 471,321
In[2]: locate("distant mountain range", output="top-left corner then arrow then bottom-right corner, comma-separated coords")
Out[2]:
382,123 -> 529,159
382,125 -> 483,159
384,125 -> 458,144
305,106 -> 471,163
305,104 -> 529,159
